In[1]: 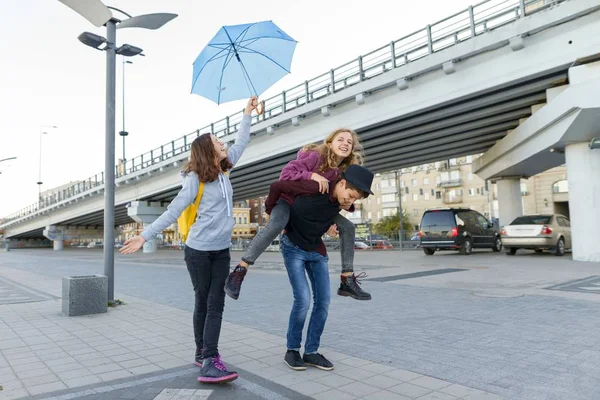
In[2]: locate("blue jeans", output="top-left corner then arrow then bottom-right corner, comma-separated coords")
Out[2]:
280,235 -> 331,354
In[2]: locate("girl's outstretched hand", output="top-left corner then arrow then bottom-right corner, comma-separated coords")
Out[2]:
244,96 -> 262,115
311,173 -> 329,194
120,235 -> 146,254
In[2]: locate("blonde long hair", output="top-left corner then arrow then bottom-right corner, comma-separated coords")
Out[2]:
302,128 -> 364,173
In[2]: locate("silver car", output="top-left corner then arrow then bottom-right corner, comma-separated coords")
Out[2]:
500,214 -> 571,256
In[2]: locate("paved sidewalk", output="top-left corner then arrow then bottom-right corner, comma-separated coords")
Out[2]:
0,265 -> 502,400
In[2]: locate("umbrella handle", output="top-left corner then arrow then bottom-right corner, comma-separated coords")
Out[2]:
254,100 -> 265,115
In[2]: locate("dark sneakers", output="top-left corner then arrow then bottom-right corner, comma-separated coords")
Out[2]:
284,350 -> 307,371
224,265 -> 247,300
193,348 -> 203,367
198,355 -> 238,384
303,353 -> 334,371
337,272 -> 372,300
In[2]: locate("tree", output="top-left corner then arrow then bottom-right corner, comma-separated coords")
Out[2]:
373,210 -> 413,235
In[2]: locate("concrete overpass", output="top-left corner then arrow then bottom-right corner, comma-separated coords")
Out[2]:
2,0 -> 600,260
473,60 -> 600,262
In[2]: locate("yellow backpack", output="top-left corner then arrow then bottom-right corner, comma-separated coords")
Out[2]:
177,172 -> 228,241
177,182 -> 205,242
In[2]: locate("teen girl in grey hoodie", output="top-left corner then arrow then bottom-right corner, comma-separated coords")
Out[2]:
121,97 -> 258,384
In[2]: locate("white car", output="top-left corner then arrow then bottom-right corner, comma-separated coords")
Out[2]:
500,214 -> 571,256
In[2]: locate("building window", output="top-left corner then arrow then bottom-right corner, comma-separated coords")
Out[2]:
520,182 -> 528,195
382,194 -> 395,203
412,194 -> 418,201
411,179 -> 417,186
468,188 -> 474,196
423,177 -> 429,185
368,212 -> 372,219
466,155 -> 472,163
431,189 -> 435,196
436,191 -> 441,199
405,187 -> 409,194
552,180 -> 568,193
376,183 -> 380,190
424,193 -> 430,200
436,176 -> 441,185
476,188 -> 480,195
400,180 -> 405,188
243,217 -> 247,224
449,158 -> 457,166
419,188 -> 424,195
381,180 -> 389,188
434,162 -> 440,169
481,187 -> 485,196
377,212 -> 381,220
468,172 -> 473,180
382,208 -> 394,217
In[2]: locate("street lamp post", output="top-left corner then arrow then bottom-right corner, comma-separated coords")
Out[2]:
119,58 -> 132,167
395,170 -> 404,251
58,0 -> 177,303
38,125 -> 57,202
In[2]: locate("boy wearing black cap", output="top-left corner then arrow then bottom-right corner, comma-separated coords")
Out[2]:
264,164 -> 374,371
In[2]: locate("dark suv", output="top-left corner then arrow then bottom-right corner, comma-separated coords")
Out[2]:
419,208 -> 502,255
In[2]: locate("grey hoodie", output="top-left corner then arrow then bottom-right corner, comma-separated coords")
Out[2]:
140,114 -> 251,251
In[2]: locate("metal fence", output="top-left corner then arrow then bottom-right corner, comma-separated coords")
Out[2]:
1,0 -> 561,225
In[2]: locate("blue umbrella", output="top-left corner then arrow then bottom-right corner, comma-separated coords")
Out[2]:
191,20 -> 297,106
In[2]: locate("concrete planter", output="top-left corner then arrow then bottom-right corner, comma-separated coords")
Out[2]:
62,275 -> 108,316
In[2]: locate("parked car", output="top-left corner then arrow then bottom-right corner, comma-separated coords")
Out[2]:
419,208 -> 502,255
500,214 -> 571,256
354,240 -> 370,250
370,239 -> 393,249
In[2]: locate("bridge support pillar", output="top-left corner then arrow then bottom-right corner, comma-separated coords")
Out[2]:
43,225 -> 106,250
494,178 -> 523,227
53,240 -> 64,251
565,142 -> 600,262
43,225 -> 66,251
127,201 -> 167,254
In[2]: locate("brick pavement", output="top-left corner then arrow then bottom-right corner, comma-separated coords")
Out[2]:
0,262 -> 501,400
2,248 -> 600,399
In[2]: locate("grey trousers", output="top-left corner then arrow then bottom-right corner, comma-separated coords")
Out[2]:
241,200 -> 356,273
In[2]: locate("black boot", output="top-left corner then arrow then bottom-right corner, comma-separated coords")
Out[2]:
337,272 -> 371,300
224,265 -> 247,300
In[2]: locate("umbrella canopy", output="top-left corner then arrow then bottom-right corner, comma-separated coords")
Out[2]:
192,20 -> 297,105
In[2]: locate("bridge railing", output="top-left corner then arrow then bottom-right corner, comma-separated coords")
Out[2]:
0,0 -> 562,225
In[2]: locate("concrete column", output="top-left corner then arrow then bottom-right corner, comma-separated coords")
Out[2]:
127,201 -> 167,254
141,223 -> 159,253
495,178 -> 523,227
43,225 -> 65,251
43,225 -> 105,250
565,142 -> 600,262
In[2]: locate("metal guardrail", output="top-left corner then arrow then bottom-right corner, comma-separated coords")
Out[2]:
1,0 -> 562,225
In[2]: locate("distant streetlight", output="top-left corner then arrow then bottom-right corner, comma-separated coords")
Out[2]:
58,0 -> 177,303
38,125 -> 57,200
120,58 -> 133,165
0,157 -> 17,175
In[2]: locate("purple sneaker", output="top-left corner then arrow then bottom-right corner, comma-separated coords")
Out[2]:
198,355 -> 238,384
